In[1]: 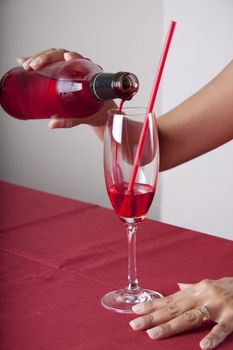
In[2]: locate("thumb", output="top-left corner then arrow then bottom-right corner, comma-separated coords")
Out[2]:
64,51 -> 84,61
177,282 -> 193,290
48,116 -> 81,129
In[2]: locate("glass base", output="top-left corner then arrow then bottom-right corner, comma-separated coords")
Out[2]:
101,288 -> 163,313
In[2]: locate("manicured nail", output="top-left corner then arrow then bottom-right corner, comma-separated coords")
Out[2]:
29,57 -> 42,69
48,119 -> 66,129
146,326 -> 162,339
200,338 -> 211,350
64,52 -> 72,60
16,57 -> 26,64
22,59 -> 33,70
177,283 -> 185,289
129,318 -> 144,330
178,282 -> 192,290
132,303 -> 145,313
48,121 -> 55,129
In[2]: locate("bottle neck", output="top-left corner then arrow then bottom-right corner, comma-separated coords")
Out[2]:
90,72 -> 139,101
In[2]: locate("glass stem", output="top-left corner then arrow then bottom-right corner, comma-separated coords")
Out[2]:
125,224 -> 140,293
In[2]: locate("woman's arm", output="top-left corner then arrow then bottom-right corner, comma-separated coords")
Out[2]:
158,59 -> 233,170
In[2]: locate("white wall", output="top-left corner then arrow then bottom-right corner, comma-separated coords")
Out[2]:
159,0 -> 233,240
0,0 -> 232,240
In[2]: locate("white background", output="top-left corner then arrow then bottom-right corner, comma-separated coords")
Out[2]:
0,0 -> 232,240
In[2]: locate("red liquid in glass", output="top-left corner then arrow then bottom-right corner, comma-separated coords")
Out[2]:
108,182 -> 155,220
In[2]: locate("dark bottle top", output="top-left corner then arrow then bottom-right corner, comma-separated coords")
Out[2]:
0,58 -> 139,120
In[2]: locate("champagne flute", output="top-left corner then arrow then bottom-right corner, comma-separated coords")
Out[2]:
101,107 -> 162,313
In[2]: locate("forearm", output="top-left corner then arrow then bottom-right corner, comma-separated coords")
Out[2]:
158,59 -> 233,171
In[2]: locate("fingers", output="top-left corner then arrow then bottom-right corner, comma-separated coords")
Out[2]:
146,308 -> 203,340
129,292 -> 196,331
200,319 -> 233,350
48,116 -> 81,129
132,288 -> 194,316
22,48 -> 67,70
48,100 -> 116,129
17,48 -> 83,71
48,114 -> 101,129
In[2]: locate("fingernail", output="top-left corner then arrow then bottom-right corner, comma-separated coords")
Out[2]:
48,119 -> 66,129
29,57 -> 42,69
48,121 -> 55,129
129,318 -> 144,330
146,326 -> 162,339
200,338 -> 211,350
22,59 -> 33,70
16,57 -> 25,64
64,52 -> 77,61
64,52 -> 71,60
177,282 -> 191,290
132,303 -> 145,313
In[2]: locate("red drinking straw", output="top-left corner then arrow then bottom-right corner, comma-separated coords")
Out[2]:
127,20 -> 176,192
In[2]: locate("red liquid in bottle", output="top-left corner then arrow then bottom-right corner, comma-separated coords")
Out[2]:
108,182 -> 155,220
0,59 -> 139,120
0,64 -> 102,119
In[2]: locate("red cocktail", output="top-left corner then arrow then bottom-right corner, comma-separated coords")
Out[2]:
102,107 -> 162,313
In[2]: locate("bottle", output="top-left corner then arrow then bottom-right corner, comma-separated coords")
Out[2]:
0,59 -> 139,120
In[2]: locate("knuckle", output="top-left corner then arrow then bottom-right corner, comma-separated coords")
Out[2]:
218,322 -> 230,334
164,295 -> 174,306
167,302 -> 179,316
183,310 -> 199,324
147,313 -> 156,327
223,292 -> 233,306
146,299 -> 162,312
210,331 -> 221,344
208,285 -> 222,298
58,48 -> 68,53
199,279 -> 213,290
164,322 -> 172,333
206,285 -> 223,302
41,52 -> 50,61
207,285 -> 233,303
161,322 -> 172,336
146,300 -> 155,311
68,51 -> 83,58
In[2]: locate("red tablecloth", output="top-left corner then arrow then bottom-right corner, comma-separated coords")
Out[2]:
0,181 -> 232,349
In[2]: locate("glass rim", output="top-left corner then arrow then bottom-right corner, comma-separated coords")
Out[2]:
108,107 -> 149,117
